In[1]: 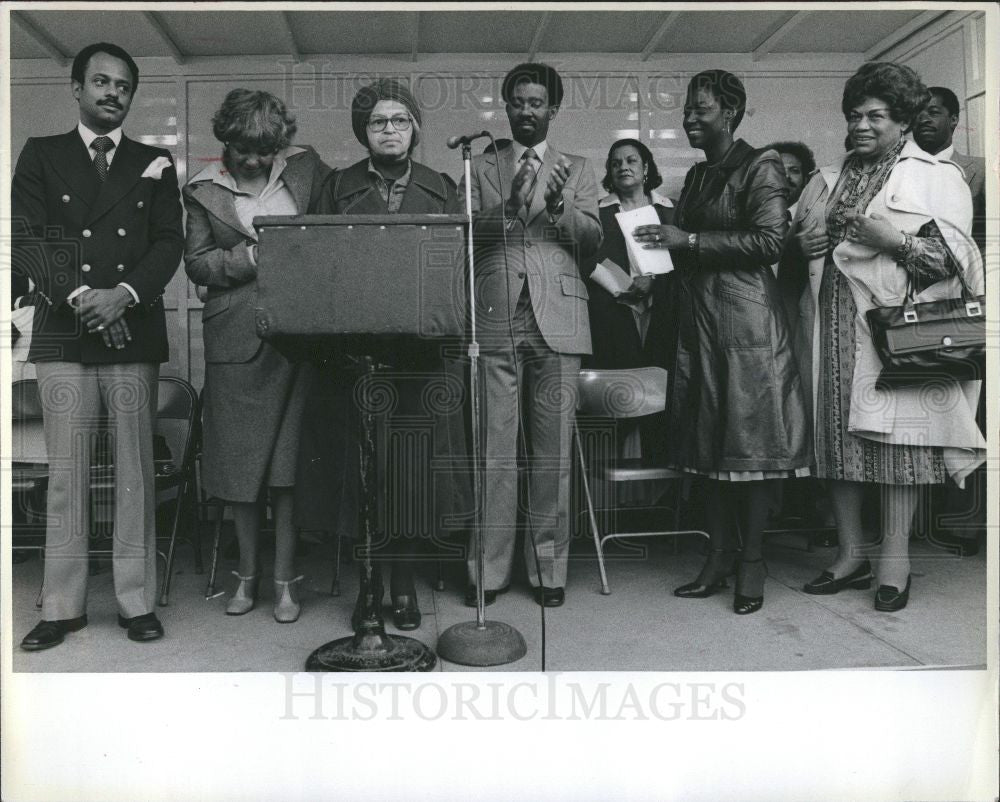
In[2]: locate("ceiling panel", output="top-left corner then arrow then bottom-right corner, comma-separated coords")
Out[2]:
289,10 -> 416,55
15,10 -> 174,59
9,15 -> 55,60
539,11 -> 666,53
6,9 -> 947,61
419,11 -> 543,53
158,11 -> 290,57
778,10 -> 931,52
657,10 -> 796,53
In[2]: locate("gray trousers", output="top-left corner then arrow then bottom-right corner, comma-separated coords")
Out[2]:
470,290 -> 579,590
35,361 -> 158,620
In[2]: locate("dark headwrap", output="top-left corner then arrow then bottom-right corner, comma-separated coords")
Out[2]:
351,78 -> 422,148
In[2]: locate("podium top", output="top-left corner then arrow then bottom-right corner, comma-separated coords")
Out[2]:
254,213 -> 468,228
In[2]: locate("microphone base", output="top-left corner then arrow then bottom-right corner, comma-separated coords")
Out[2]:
437,620 -> 527,667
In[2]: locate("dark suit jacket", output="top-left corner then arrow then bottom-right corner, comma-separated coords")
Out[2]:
11,129 -> 184,363
316,157 -> 461,215
183,146 -> 332,364
951,151 -> 986,255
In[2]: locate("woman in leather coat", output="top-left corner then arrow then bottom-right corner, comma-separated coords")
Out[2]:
634,70 -> 810,614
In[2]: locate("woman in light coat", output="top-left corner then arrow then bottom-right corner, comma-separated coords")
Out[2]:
184,89 -> 331,623
783,62 -> 984,611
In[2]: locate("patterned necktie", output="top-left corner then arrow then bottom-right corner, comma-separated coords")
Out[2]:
91,136 -> 114,182
521,147 -> 540,206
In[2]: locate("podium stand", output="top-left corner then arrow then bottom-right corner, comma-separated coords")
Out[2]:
254,214 -> 464,671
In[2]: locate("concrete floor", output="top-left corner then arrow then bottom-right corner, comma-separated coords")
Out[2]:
10,528 -> 988,673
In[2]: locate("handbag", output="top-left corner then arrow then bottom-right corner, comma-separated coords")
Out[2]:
866,254 -> 985,390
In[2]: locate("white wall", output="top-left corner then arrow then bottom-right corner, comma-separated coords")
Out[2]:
9,10 -> 986,388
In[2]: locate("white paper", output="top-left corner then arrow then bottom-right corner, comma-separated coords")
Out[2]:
615,205 -> 675,275
590,258 -> 633,297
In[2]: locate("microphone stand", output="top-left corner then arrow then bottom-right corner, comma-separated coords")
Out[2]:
436,139 -> 527,667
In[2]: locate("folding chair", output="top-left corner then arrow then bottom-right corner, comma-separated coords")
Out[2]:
573,367 -> 709,594
11,380 -> 50,590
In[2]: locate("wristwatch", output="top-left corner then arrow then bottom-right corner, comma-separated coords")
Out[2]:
688,232 -> 698,251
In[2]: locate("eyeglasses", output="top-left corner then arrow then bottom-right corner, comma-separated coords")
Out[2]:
367,115 -> 413,132
846,108 -> 893,126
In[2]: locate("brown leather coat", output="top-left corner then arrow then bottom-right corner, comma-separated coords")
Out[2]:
666,139 -> 811,472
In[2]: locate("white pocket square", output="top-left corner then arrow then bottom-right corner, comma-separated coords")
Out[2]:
141,156 -> 173,180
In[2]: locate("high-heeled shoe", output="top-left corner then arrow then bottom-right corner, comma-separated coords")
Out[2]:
674,548 -> 739,598
874,575 -> 911,612
802,560 -> 873,595
733,558 -> 765,615
273,575 -> 303,623
226,571 -> 259,616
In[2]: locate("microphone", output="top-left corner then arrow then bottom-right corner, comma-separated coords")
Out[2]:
446,131 -> 491,149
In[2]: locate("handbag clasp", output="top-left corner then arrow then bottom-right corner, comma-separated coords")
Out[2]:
966,301 -> 982,317
903,309 -> 918,323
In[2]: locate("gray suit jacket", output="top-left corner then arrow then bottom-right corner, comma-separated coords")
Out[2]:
460,141 -> 602,355
183,145 -> 331,363
950,151 -> 986,255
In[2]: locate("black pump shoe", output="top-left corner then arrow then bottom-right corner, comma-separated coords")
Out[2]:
733,558 -> 765,615
874,575 -> 911,612
803,560 -> 873,595
674,548 -> 739,598
391,595 -> 421,630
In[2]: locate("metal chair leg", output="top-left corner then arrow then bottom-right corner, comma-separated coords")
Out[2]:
574,427 -> 610,595
330,532 -> 341,597
205,500 -> 226,598
158,479 -> 187,607
192,483 -> 204,574
435,559 -> 445,592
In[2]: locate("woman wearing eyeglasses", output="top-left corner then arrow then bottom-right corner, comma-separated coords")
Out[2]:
184,89 -> 332,623
784,62 -> 984,610
295,79 -> 464,632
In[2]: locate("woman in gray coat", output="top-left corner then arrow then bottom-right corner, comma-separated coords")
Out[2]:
184,89 -> 331,623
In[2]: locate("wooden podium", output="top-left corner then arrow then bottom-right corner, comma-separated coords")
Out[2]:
254,213 -> 467,672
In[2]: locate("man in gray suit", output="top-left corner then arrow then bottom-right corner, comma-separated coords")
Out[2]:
914,85 -> 987,557
460,63 -> 601,607
914,86 -> 986,255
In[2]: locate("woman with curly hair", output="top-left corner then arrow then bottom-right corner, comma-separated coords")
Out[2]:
184,89 -> 332,622
786,62 -> 984,610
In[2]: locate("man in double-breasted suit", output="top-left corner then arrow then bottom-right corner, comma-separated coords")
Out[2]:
460,63 -> 601,607
14,42 -> 183,650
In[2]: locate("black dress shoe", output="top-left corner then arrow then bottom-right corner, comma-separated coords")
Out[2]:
933,530 -> 981,557
391,595 -> 421,631
117,612 -> 164,642
533,586 -> 565,607
20,616 -> 88,651
674,548 -> 739,598
874,575 -> 911,612
802,560 -> 873,595
464,585 -> 508,608
733,558 -> 765,615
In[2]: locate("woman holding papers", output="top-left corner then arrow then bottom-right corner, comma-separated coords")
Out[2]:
633,70 -> 810,615
584,140 -> 677,462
